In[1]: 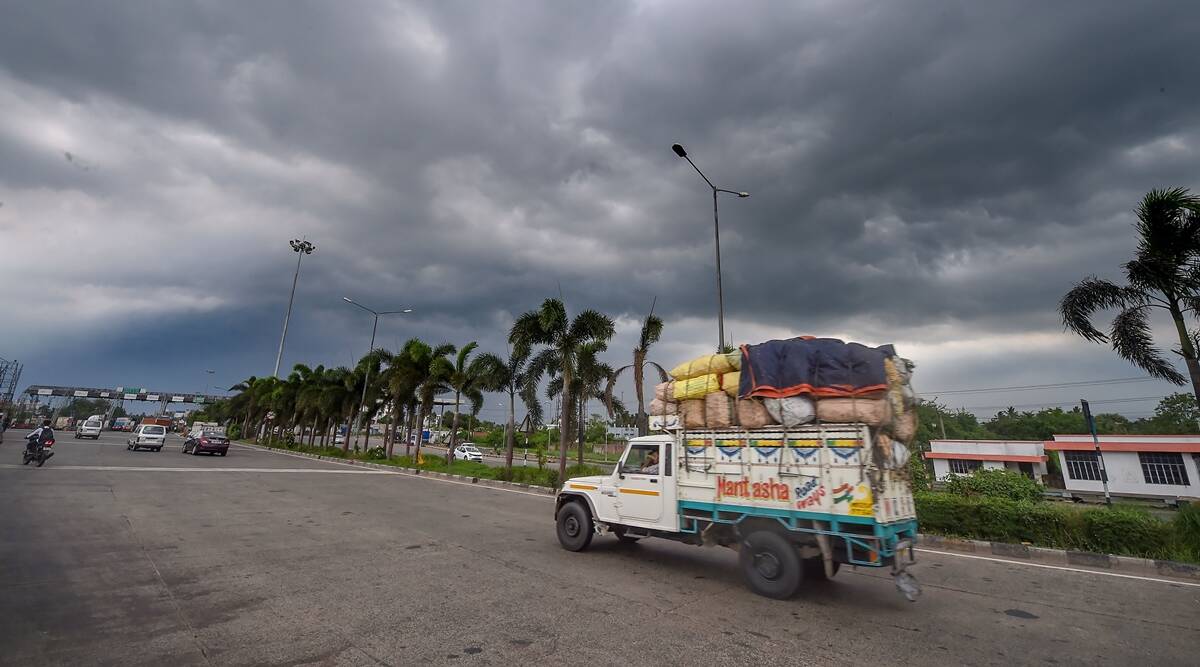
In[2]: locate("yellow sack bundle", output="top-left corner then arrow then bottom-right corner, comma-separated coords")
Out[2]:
721,371 -> 740,397
674,374 -> 721,400
670,353 -> 737,380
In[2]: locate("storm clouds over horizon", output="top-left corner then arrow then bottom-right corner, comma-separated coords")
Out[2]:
2,1 -> 1198,420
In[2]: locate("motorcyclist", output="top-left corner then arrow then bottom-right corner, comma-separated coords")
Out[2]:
26,419 -> 55,455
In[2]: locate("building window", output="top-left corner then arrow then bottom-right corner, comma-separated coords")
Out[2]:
1064,451 -> 1103,481
1139,452 -> 1191,486
948,459 -> 981,474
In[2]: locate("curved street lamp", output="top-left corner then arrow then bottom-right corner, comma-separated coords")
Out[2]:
672,143 -> 748,351
342,297 -> 413,448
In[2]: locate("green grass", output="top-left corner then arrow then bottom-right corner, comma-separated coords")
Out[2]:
244,438 -> 605,489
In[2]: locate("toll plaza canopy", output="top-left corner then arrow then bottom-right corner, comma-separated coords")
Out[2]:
24,385 -> 225,404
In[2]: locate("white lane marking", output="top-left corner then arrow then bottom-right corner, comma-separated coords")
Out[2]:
238,443 -> 557,499
0,464 -> 392,474
916,548 -> 1200,588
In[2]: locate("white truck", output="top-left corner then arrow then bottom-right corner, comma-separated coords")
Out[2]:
555,423 -> 921,600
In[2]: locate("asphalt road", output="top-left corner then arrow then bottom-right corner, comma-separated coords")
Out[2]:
1,431 -> 1197,666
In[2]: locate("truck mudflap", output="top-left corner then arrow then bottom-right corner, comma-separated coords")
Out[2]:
891,538 -> 921,602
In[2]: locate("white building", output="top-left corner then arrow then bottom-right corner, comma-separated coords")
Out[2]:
925,439 -> 1048,482
1045,434 -> 1200,501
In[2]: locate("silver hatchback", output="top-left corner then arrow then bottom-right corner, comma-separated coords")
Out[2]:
128,424 -> 167,452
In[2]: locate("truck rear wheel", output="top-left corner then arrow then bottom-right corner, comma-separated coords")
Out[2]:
739,530 -> 802,599
556,501 -> 594,552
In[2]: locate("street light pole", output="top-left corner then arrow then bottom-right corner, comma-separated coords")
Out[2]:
274,239 -> 316,378
672,143 -> 748,352
343,297 -> 412,449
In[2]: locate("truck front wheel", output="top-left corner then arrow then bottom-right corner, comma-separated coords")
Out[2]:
739,530 -> 802,599
556,501 -> 594,552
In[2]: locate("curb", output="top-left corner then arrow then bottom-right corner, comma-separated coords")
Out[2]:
237,441 -> 558,496
916,533 -> 1200,582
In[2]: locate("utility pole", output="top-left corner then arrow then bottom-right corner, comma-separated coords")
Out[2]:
1080,399 -> 1112,507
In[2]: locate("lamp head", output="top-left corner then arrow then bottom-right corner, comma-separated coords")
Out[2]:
671,144 -> 687,158
737,192 -> 749,198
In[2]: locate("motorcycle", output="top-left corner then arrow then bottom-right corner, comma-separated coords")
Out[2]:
23,434 -> 54,467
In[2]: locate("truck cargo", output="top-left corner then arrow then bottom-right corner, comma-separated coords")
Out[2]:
556,338 -> 920,601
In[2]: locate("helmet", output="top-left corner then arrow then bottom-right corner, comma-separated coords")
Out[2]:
42,419 -> 51,427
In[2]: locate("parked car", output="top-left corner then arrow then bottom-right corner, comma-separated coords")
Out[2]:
75,417 -> 103,439
183,428 -> 229,456
127,424 -> 168,452
452,443 -> 484,462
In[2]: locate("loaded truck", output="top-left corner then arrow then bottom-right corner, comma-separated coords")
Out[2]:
555,422 -> 920,600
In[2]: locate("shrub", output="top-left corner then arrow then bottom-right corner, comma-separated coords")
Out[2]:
942,468 -> 1044,501
914,491 -> 1190,561
365,446 -> 386,460
1080,505 -> 1169,556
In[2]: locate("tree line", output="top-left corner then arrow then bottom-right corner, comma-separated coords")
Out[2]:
199,298 -> 666,482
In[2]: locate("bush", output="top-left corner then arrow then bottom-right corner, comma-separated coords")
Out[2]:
914,492 -> 1188,561
1169,503 -> 1200,562
942,468 -> 1044,501
365,446 -> 386,460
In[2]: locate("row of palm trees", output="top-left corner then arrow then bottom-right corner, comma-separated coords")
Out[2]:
210,298 -> 666,481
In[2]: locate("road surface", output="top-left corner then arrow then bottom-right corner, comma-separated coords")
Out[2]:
1,430 -> 1196,665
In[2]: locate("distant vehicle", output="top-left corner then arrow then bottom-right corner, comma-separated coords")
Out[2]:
452,443 -> 483,462
75,417 -> 102,439
183,428 -> 229,456
334,433 -> 346,445
55,416 -> 75,430
111,417 -> 134,432
189,422 -> 221,436
127,424 -> 167,452
140,417 -> 173,427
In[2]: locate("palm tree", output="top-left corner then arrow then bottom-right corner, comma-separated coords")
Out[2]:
444,342 -> 503,463
1061,188 -> 1200,405
511,298 -> 615,484
551,341 -> 618,465
606,303 -> 667,436
318,367 -> 354,448
395,339 -> 455,462
491,345 -> 543,473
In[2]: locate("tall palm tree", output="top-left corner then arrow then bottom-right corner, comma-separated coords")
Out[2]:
511,298 -> 615,484
395,339 -> 455,462
606,303 -> 668,436
550,341 -> 618,465
1061,188 -> 1200,405
490,345 -> 543,473
445,342 -> 503,463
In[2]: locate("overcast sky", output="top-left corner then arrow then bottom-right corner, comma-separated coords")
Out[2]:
2,0 -> 1198,421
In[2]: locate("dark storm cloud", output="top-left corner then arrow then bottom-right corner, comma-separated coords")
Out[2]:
1,0 -> 1198,411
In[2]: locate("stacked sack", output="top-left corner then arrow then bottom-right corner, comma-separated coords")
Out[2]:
648,380 -> 680,430
649,339 -> 917,440
664,351 -> 779,429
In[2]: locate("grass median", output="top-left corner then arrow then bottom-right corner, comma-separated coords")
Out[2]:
243,439 -> 605,489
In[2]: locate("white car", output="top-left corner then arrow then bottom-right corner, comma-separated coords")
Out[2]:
127,424 -> 167,452
452,443 -> 484,462
75,418 -> 102,439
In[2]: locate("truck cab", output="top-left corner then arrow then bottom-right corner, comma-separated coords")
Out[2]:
556,427 -> 920,601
